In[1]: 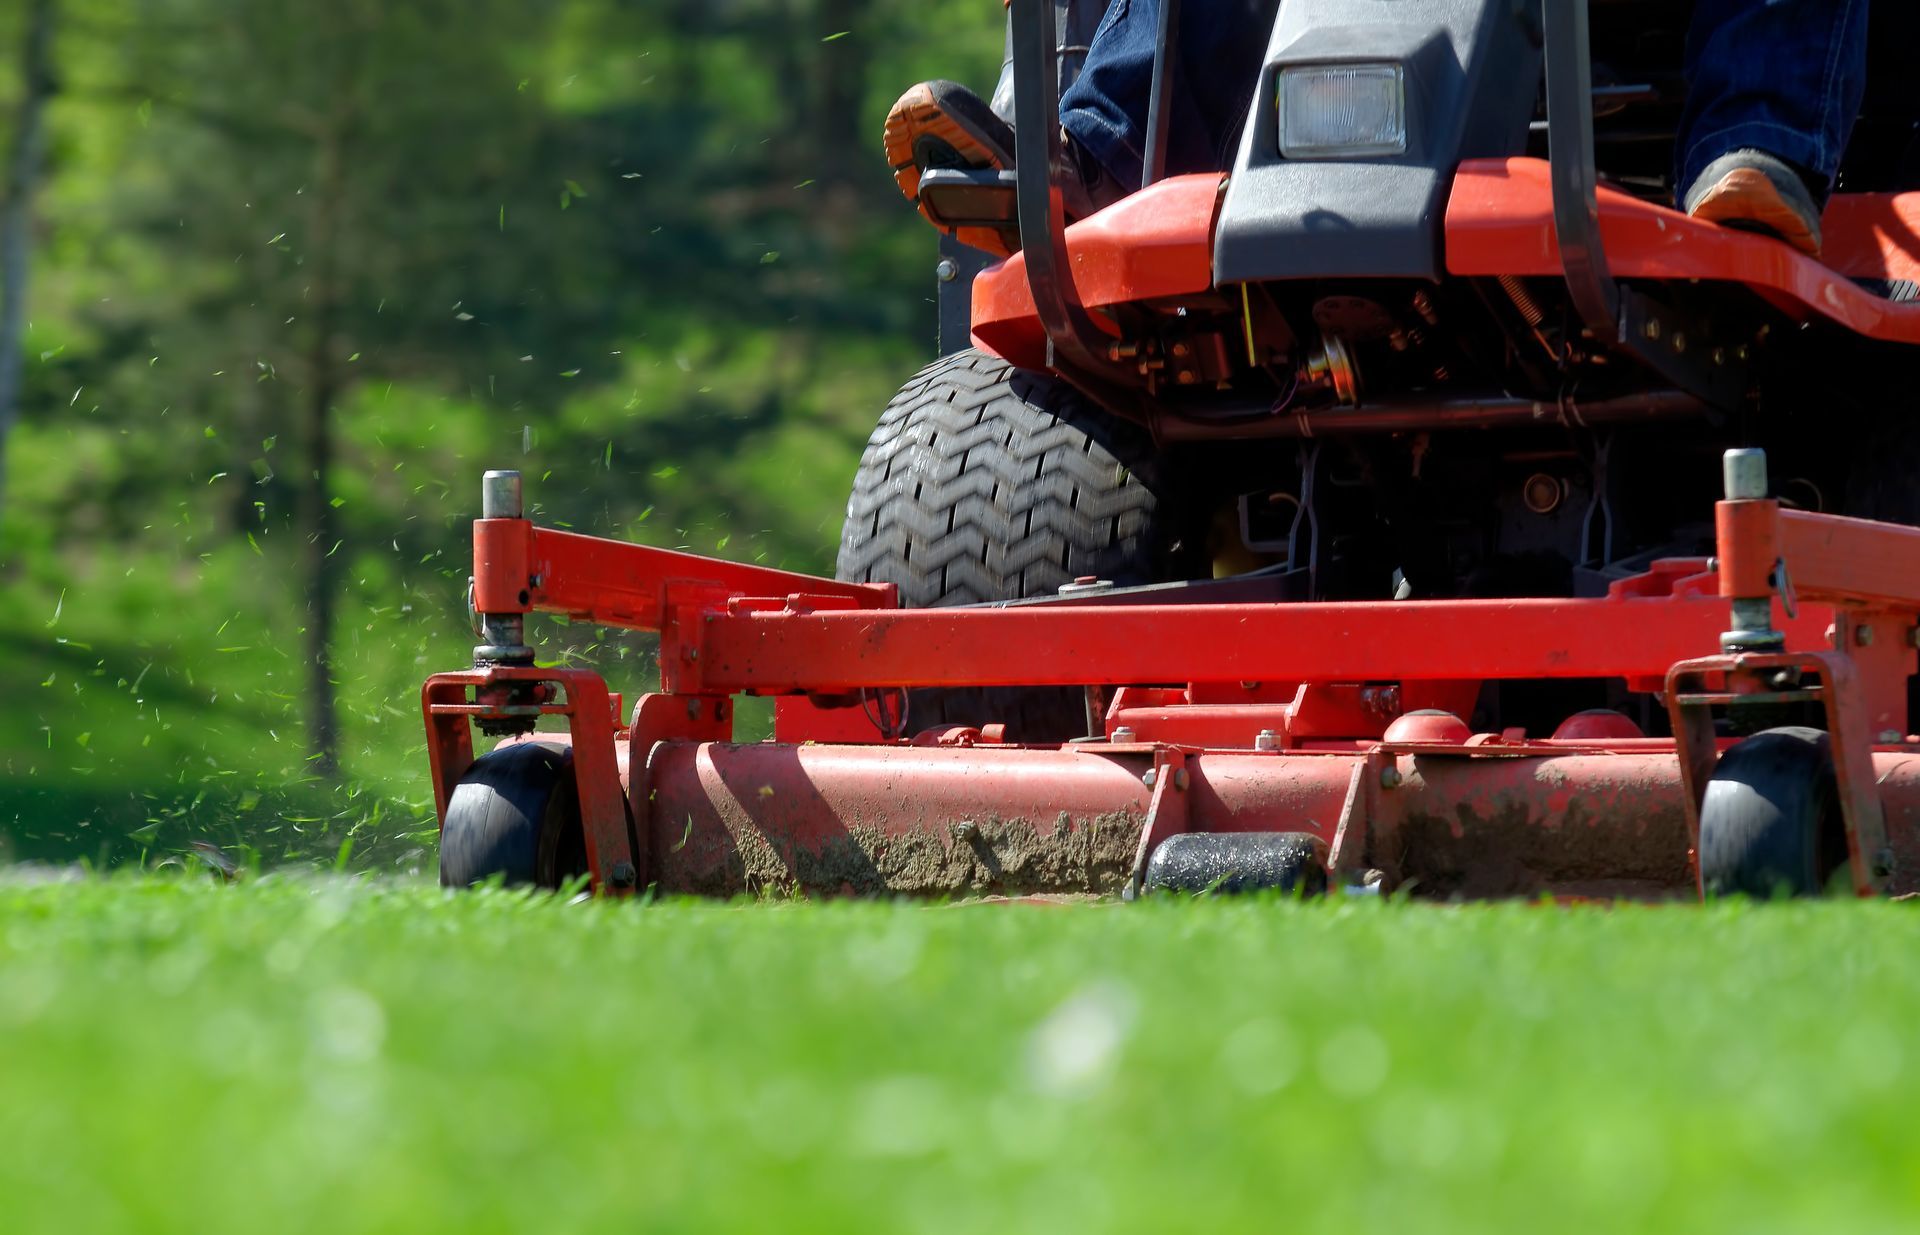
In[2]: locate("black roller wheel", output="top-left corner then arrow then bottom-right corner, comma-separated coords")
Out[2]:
1142,832 -> 1330,897
1698,726 -> 1849,899
836,348 -> 1190,741
439,742 -> 590,889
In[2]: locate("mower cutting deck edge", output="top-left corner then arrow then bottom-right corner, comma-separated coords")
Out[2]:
425,449 -> 1920,902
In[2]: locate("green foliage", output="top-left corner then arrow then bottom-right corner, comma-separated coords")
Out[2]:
5,882 -> 1920,1231
2,0 -> 1003,863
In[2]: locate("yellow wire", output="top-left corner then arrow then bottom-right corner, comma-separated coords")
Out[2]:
1240,283 -> 1259,367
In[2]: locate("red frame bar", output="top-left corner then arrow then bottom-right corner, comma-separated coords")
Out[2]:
664,591 -> 1834,695
474,519 -> 895,628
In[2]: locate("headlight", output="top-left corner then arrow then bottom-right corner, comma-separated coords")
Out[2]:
1278,64 -> 1407,159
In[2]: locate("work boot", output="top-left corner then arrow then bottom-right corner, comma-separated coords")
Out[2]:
884,79 -> 1126,257
1683,148 -> 1824,257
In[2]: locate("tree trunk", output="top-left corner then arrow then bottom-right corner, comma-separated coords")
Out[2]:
300,116 -> 347,778
811,0 -> 869,186
0,0 -> 57,524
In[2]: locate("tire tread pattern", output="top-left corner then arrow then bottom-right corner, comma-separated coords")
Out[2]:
835,349 -> 1173,739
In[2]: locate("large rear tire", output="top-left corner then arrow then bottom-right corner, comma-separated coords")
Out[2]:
836,349 -> 1187,740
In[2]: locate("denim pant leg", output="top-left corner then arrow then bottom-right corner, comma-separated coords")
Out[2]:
1677,0 -> 1871,197
1060,0 -> 1279,190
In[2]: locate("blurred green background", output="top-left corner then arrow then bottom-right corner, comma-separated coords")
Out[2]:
0,0 -> 1001,869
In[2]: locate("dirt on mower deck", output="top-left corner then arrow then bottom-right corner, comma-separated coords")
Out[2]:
663,809 -> 1144,900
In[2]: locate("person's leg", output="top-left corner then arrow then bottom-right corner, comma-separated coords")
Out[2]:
1678,0 -> 1870,252
1060,0 -> 1278,190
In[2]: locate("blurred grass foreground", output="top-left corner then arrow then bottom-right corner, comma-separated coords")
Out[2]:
6,879 -> 1920,1234
0,0 -> 1002,868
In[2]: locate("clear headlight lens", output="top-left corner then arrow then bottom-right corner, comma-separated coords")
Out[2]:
1278,64 -> 1407,159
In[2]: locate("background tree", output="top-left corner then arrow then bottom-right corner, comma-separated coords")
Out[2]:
0,0 -> 1001,865
0,0 -> 58,522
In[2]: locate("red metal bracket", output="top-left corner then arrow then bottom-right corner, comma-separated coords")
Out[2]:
1667,651 -> 1891,897
1125,749 -> 1191,899
473,520 -> 894,631
626,692 -> 733,889
422,665 -> 635,894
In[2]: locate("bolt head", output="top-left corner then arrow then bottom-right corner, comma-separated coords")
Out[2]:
1142,768 -> 1158,789
952,819 -> 980,842
1858,625 -> 1877,647
1173,767 -> 1189,791
1112,726 -> 1138,744
1380,766 -> 1404,790
609,861 -> 638,889
935,258 -> 958,283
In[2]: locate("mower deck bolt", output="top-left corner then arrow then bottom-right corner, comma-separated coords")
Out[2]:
1173,767 -> 1189,791
1875,848 -> 1897,878
1877,731 -> 1904,745
1142,768 -> 1158,788
1112,726 -> 1137,744
1644,319 -> 1662,341
609,861 -> 638,890
1254,729 -> 1280,751
935,258 -> 958,283
1858,624 -> 1876,647
952,819 -> 980,842
1380,765 -> 1404,789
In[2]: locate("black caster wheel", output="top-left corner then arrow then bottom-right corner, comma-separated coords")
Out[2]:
438,742 -> 589,889
1698,726 -> 1849,898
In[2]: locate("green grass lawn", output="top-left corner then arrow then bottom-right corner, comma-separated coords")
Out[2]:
2,877 -> 1917,1234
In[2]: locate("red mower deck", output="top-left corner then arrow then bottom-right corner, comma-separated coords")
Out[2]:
425,453 -> 1920,902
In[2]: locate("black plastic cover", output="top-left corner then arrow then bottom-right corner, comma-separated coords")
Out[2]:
1214,0 -> 1543,285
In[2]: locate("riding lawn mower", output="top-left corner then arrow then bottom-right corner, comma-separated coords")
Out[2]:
426,0 -> 1920,901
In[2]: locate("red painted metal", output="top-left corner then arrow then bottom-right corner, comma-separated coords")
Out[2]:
1383,711 -> 1473,745
970,173 -> 1224,368
1552,710 -> 1646,741
668,585 -> 1834,697
638,737 -> 1920,899
1103,681 -> 1476,749
1447,158 -> 1920,342
474,520 -> 894,629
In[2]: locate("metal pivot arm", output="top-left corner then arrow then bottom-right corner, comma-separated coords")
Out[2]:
1542,0 -> 1621,343
469,471 -> 895,636
1009,0 -> 1136,393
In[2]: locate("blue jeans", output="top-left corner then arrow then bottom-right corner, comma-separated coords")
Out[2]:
1059,0 -> 1869,199
1677,0 -> 1870,197
1060,0 -> 1279,189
